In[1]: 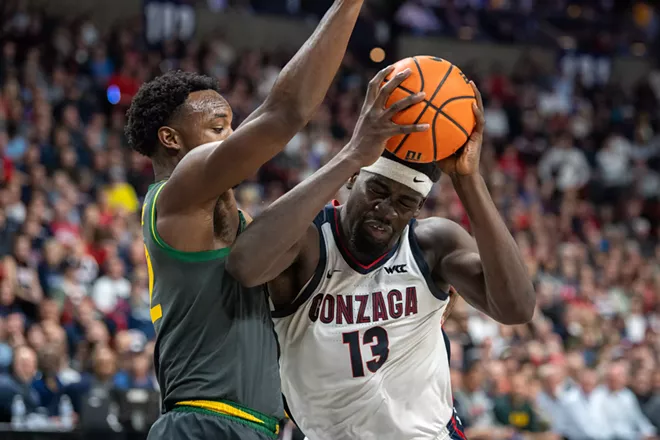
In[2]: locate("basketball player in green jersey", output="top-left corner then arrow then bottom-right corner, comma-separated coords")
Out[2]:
124,2 -> 365,439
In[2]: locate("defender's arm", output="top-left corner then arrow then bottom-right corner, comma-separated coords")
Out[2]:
160,0 -> 365,214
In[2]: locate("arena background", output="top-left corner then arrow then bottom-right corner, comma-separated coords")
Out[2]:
0,0 -> 659,439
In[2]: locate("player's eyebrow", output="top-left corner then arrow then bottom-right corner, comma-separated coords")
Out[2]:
213,112 -> 228,119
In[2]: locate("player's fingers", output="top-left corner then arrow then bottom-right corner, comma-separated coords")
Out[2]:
383,92 -> 425,119
385,123 -> 429,135
470,81 -> 484,111
366,66 -> 395,104
375,68 -> 412,108
472,102 -> 486,133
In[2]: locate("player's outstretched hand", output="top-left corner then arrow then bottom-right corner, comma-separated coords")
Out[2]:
436,81 -> 485,177
346,65 -> 429,168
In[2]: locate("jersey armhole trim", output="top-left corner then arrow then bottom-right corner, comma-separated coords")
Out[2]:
409,220 -> 449,301
271,212 -> 328,319
442,327 -> 451,365
149,181 -> 231,262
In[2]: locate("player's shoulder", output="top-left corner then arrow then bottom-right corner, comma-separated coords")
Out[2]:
276,206 -> 331,270
413,217 -> 466,243
412,217 -> 472,260
159,142 -> 222,203
181,140 -> 222,163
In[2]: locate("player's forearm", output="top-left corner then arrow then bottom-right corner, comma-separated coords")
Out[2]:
228,151 -> 362,287
264,0 -> 363,121
451,173 -> 535,324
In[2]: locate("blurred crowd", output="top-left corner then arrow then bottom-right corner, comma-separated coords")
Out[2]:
0,1 -> 660,440
394,0 -> 658,51
224,0 -> 660,54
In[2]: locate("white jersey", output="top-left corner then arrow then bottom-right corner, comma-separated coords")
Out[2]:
272,205 -> 456,440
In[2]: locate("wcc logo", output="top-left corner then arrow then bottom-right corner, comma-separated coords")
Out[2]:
384,264 -> 408,275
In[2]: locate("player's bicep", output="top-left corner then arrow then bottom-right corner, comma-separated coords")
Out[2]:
432,222 -> 490,314
440,249 -> 490,314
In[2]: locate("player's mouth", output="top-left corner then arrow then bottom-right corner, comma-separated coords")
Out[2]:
363,219 -> 392,241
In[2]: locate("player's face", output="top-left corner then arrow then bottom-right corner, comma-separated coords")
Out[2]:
345,172 -> 424,256
175,90 -> 234,154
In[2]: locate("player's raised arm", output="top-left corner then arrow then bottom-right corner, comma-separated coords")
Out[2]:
227,67 -> 429,289
428,82 -> 535,325
155,0 -> 365,213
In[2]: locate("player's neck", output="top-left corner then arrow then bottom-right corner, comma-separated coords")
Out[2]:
152,155 -> 179,183
151,148 -> 185,182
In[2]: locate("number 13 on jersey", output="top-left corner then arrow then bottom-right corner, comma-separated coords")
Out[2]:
342,327 -> 389,377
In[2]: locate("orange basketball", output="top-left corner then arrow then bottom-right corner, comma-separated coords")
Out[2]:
384,56 -> 476,163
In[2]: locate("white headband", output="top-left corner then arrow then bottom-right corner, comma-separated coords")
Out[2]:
362,156 -> 433,197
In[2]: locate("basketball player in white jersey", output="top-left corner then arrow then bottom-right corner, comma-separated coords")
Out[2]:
228,67 -> 536,440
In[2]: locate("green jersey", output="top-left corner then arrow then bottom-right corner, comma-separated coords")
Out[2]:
141,181 -> 284,425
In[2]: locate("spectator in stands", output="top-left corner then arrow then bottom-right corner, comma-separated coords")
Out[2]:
596,361 -> 656,439
535,364 -> 571,438
493,373 -> 546,436
80,344 -> 121,397
560,367 -> 608,439
538,133 -> 591,192
0,317 -> 11,372
454,359 -> 513,439
0,345 -> 39,423
31,344 -> 83,417
91,257 -> 131,315
631,366 -> 660,430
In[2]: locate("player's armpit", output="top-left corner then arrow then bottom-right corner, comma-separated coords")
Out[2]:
415,218 -> 487,312
440,287 -> 459,325
420,218 -> 516,323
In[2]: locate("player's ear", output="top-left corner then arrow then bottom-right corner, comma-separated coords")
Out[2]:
158,126 -> 182,155
346,173 -> 359,190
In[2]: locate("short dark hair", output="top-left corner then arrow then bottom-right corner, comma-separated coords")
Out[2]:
125,71 -> 222,157
381,150 -> 442,183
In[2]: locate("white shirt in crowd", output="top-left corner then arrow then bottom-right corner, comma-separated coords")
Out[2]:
560,386 -> 656,440
484,105 -> 509,139
538,146 -> 591,191
596,135 -> 633,187
92,275 -> 131,314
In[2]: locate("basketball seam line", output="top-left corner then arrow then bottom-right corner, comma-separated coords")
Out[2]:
395,87 -> 475,157
432,109 -> 441,163
412,57 -> 424,93
437,95 -> 476,111
438,109 -> 470,140
397,85 -> 417,96
395,87 -> 475,112
429,96 -> 475,160
393,65 -> 454,157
